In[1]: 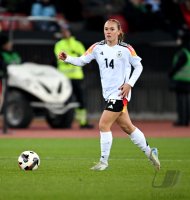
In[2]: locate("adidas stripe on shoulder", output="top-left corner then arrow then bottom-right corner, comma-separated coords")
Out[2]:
84,40 -> 106,55
119,42 -> 137,56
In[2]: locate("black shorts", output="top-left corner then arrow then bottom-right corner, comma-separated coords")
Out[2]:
104,99 -> 128,112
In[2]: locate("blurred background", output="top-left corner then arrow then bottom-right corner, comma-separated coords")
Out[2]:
0,0 -> 190,128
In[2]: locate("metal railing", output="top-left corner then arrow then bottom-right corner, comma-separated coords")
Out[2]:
0,15 -> 66,40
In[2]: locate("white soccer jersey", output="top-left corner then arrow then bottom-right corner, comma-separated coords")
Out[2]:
65,40 -> 143,101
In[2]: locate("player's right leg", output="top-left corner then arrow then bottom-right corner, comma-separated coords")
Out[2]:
149,148 -> 160,170
91,110 -> 120,171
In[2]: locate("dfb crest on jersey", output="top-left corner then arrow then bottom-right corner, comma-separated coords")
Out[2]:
117,51 -> 122,58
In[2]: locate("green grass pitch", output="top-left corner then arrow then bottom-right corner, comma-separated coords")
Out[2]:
0,137 -> 189,200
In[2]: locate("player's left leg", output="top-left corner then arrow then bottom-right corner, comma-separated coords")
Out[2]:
116,109 -> 160,170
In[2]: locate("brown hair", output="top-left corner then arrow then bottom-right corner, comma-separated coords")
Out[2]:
106,18 -> 125,42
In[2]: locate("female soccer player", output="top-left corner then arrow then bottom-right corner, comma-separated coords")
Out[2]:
58,19 -> 160,171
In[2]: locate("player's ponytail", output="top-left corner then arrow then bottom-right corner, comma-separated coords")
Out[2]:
106,18 -> 125,42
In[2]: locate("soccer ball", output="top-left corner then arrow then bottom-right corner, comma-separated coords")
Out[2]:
18,151 -> 40,170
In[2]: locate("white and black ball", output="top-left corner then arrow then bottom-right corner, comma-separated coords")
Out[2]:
18,151 -> 40,170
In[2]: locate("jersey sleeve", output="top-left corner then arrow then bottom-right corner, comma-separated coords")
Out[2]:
64,43 -> 96,67
126,45 -> 143,87
127,45 -> 142,65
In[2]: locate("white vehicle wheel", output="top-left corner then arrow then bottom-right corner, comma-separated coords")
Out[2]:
6,91 -> 33,128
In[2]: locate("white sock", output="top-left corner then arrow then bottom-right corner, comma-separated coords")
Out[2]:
129,128 -> 151,158
100,131 -> 113,164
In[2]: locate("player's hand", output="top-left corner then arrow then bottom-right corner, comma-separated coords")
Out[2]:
118,83 -> 131,99
58,51 -> 67,60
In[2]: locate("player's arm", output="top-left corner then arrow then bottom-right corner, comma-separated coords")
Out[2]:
127,59 -> 143,87
58,51 -> 86,66
58,51 -> 93,67
119,61 -> 143,99
119,48 -> 143,98
58,43 -> 97,67
127,45 -> 143,87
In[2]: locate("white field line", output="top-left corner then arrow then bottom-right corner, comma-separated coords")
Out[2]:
0,156 -> 187,162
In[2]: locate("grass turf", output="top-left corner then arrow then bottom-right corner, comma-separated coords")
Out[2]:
0,138 -> 189,200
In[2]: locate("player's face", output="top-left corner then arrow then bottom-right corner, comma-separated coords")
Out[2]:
104,21 -> 120,44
